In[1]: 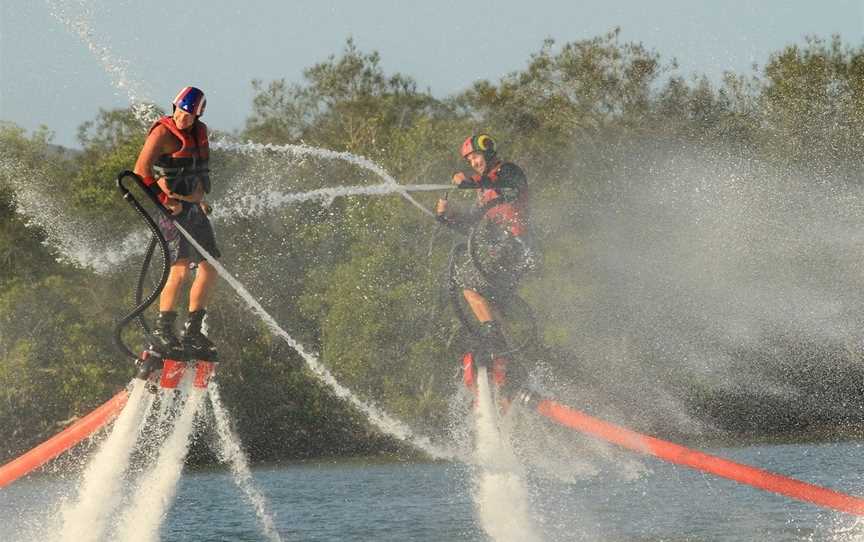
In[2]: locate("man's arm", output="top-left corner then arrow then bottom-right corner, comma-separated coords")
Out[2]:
434,172 -> 476,234
134,125 -> 168,187
478,163 -> 526,203
134,126 -> 182,213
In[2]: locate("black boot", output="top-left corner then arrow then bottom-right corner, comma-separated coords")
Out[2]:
150,311 -> 182,358
182,309 -> 218,361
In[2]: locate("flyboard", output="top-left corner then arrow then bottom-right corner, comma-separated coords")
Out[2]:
0,171 -> 216,487
444,195 -> 864,517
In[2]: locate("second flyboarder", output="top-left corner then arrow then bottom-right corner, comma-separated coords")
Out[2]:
436,133 -> 536,392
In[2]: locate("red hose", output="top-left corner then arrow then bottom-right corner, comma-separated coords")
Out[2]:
536,399 -> 864,516
0,390 -> 129,488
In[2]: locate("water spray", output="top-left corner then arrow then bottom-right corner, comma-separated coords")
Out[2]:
59,380 -> 152,542
209,382 -> 283,542
115,376 -> 205,542
472,367 -> 540,542
27,7 -> 864,529
163,193 -> 452,458
215,181 -> 451,221
211,139 -> 439,218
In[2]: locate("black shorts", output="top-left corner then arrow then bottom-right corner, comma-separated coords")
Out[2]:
158,202 -> 221,264
452,224 -> 536,299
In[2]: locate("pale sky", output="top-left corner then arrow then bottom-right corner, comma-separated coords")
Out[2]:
1,0 -> 863,148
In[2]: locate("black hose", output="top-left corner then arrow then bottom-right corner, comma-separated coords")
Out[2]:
446,237 -> 538,356
466,220 -> 493,284
438,195 -> 504,282
113,171 -> 171,362
438,195 -> 538,355
447,242 -> 479,335
134,235 -> 160,337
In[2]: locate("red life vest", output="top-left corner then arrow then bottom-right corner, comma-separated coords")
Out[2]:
471,161 -> 529,237
148,116 -> 210,196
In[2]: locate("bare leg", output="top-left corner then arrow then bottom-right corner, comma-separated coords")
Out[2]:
159,261 -> 189,312
189,260 -> 217,312
464,289 -> 494,323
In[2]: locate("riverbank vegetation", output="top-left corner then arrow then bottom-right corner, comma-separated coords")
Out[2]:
4,31 -> 864,463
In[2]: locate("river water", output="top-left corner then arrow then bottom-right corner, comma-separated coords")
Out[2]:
3,439 -> 864,541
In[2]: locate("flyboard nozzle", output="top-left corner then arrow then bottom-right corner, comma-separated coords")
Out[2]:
135,348 -> 164,381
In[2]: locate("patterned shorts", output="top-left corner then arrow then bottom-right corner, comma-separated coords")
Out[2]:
158,202 -> 221,264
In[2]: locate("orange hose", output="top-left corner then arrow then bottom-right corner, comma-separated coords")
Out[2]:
536,399 -> 864,516
0,390 -> 129,488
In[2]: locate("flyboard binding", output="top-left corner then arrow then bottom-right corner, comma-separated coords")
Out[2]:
136,348 -> 216,391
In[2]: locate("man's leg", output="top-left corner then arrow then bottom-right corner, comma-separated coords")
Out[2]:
182,260 -> 219,360
159,261 -> 189,312
463,289 -> 494,323
188,260 -> 217,312
151,262 -> 188,356
463,288 -> 507,364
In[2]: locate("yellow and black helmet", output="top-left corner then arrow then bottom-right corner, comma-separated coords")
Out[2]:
460,134 -> 496,159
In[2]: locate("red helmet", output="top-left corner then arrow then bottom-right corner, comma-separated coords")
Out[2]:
460,134 -> 496,159
172,86 -> 206,117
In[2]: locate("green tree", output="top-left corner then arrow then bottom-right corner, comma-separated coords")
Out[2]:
760,35 -> 864,169
245,38 -> 448,158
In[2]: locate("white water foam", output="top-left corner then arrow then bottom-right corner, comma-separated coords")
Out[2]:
114,376 -> 204,542
209,382 -> 282,542
473,367 -> 540,542
832,511 -> 864,541
58,379 -> 151,542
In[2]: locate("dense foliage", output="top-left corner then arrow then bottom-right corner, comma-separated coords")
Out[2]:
4,31 -> 864,464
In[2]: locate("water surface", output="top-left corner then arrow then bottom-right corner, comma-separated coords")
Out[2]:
3,441 -> 864,541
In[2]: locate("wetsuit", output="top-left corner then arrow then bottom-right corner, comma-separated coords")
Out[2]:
445,159 -> 536,299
